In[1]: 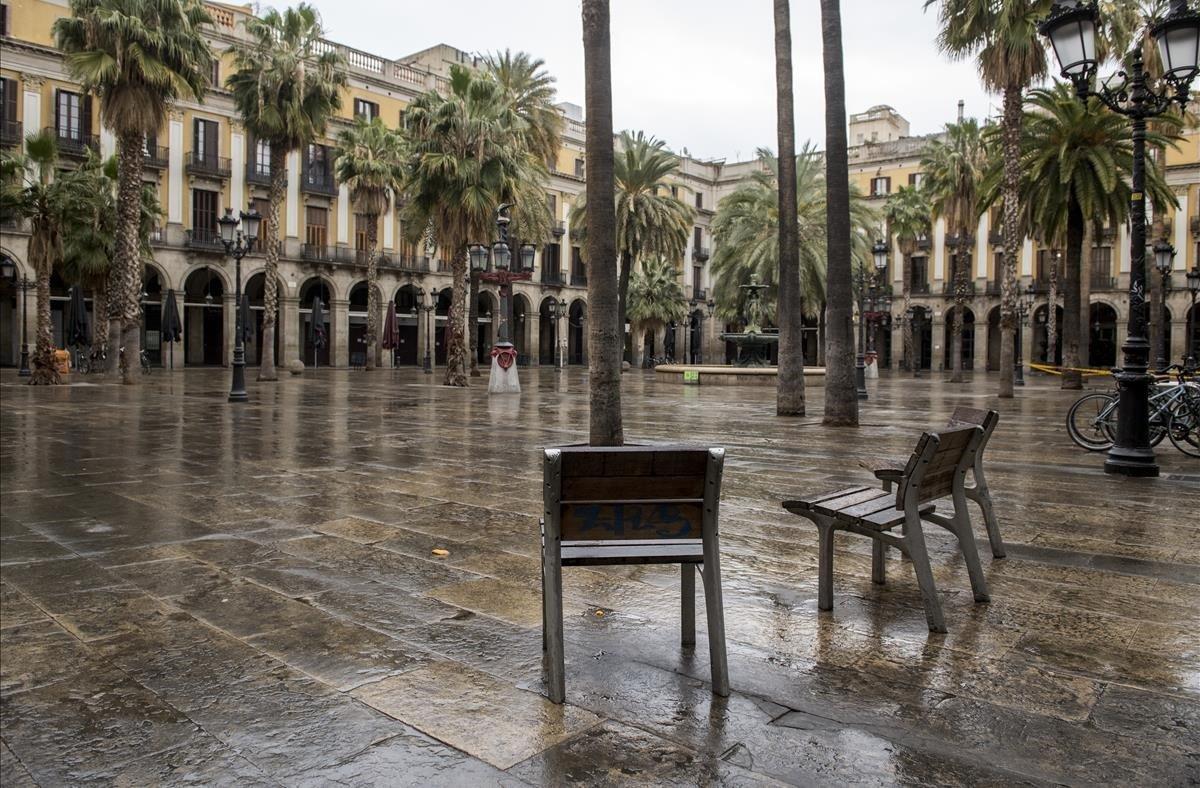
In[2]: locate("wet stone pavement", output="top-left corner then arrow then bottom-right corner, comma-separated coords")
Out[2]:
1,366 -> 1198,786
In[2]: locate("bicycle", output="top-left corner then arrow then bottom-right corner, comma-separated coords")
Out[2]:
1067,364 -> 1199,453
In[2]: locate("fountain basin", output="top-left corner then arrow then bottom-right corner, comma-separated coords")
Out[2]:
654,364 -> 826,387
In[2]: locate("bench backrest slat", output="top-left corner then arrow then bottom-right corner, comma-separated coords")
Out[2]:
897,426 -> 982,507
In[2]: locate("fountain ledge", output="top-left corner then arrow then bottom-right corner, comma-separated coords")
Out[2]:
654,365 -> 827,386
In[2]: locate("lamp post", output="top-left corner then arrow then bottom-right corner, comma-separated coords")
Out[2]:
1041,0 -> 1199,476
1153,239 -> 1175,372
1,259 -> 32,377
413,287 -> 437,373
906,306 -> 924,378
217,207 -> 260,403
1015,283 -> 1034,386
1186,266 -> 1200,369
687,298 -> 716,364
547,296 -> 568,369
470,204 -> 535,392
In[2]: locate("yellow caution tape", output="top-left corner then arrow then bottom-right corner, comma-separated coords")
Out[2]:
1029,363 -> 1113,377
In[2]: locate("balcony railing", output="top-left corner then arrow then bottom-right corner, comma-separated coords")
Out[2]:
1090,273 -> 1117,290
186,151 -> 232,179
49,128 -> 99,158
692,246 -> 710,262
988,229 -> 1002,245
395,256 -> 431,272
552,221 -> 566,236
143,146 -> 169,170
570,270 -> 587,287
0,119 -> 22,147
300,243 -> 336,262
149,226 -> 166,245
985,280 -> 1002,295
910,281 -> 931,295
689,286 -> 708,301
185,228 -> 224,251
300,169 -> 337,196
915,237 -> 931,251
437,259 -> 453,273
246,163 -> 285,187
942,279 -> 977,296
541,269 -> 564,286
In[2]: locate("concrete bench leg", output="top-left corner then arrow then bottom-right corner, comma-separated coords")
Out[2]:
681,563 -> 696,647
699,555 -> 729,697
541,545 -> 566,704
871,540 -> 887,585
967,483 -> 1005,559
902,518 -> 947,634
816,519 -> 835,612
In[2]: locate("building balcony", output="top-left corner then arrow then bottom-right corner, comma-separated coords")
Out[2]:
149,226 -> 166,245
185,151 -> 232,179
301,243 -> 335,262
1090,273 -> 1117,290
246,163 -> 285,187
436,259 -> 453,273
143,146 -> 169,170
394,256 -> 431,273
985,280 -> 1002,295
692,246 -> 710,262
541,269 -> 564,286
185,228 -> 225,252
552,221 -> 566,236
0,119 -> 22,147
300,170 -> 337,197
942,279 -> 976,296
570,270 -> 587,287
915,237 -> 931,251
49,128 -> 99,158
910,282 -> 931,295
688,286 -> 708,302
988,229 -> 1002,245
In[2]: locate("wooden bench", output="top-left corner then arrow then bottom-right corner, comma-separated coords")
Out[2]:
541,445 -> 729,704
782,426 -> 990,633
864,407 -> 1005,559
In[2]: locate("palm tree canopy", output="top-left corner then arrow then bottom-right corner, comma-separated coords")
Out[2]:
709,145 -> 877,322
485,49 -> 563,168
226,3 -> 346,151
885,184 -> 932,255
1006,82 -> 1179,243
569,130 -> 695,263
921,118 -> 989,238
334,117 -> 404,218
53,0 -> 213,137
925,0 -> 1051,92
627,257 -> 687,329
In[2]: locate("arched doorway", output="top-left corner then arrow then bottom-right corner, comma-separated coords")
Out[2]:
943,306 -> 975,370
802,314 -> 819,365
1,254 -> 23,366
1033,303 -> 1064,365
244,272 -> 282,366
476,290 -> 495,365
348,281 -> 370,367
538,297 -> 557,365
434,287 -> 451,364
986,306 -> 1001,371
664,322 -> 677,362
298,277 -> 332,367
511,293 -> 530,365
184,267 -> 225,365
393,285 -> 419,366
873,313 -> 892,369
912,306 -> 932,370
49,270 -> 73,349
141,265 -> 165,366
1089,303 -> 1118,368
568,300 -> 586,364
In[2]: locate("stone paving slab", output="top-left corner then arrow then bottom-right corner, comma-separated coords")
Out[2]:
2,367 -> 1198,785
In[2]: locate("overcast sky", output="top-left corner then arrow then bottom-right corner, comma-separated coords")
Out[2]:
299,0 -> 997,162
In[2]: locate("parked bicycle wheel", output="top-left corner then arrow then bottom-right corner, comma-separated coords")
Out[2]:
1167,402 -> 1200,458
1067,393 -> 1117,451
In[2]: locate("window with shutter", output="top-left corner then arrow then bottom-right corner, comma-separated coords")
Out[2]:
192,189 -> 218,234
55,90 -> 82,139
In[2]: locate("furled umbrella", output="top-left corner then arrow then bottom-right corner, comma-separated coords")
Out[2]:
309,296 -> 327,370
161,289 -> 182,370
381,301 -> 399,364
65,285 -> 89,360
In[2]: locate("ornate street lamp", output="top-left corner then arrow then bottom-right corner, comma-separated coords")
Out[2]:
906,305 -> 924,378
470,204 -> 535,392
1042,0 -> 1200,476
1,257 -> 32,377
1015,283 -> 1035,387
1153,239 -> 1175,372
412,287 -> 437,373
1187,266 -> 1200,369
217,207 -> 260,402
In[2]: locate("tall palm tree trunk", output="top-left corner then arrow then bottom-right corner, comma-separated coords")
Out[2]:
469,272 -> 480,376
365,214 -> 379,371
583,0 -> 622,446
29,230 -> 59,385
1061,201 -> 1084,390
617,250 -> 632,364
1048,264 -> 1059,364
998,83 -> 1021,398
774,0 -> 805,417
91,278 -> 108,367
115,131 -> 145,385
950,241 -> 965,383
901,251 -> 913,370
443,244 -> 469,387
259,147 -> 286,380
1079,223 -> 1093,365
820,0 -> 857,426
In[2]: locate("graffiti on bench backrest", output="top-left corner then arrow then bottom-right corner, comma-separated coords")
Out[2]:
561,502 -> 703,541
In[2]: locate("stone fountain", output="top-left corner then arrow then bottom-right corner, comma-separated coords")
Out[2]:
719,279 -> 779,366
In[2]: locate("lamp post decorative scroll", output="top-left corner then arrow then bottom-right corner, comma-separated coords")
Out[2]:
1041,0 -> 1199,477
1153,239 -> 1175,373
217,207 -> 261,403
470,204 -> 536,394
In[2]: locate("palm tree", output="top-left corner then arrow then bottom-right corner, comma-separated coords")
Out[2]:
54,0 -> 213,384
627,257 -> 688,361
885,185 -> 932,371
334,117 -> 404,372
581,0 -> 622,445
403,65 -> 544,387
0,132 -> 68,384
569,130 -> 694,359
925,0 -> 1051,398
820,0 -> 857,426
227,4 -> 346,380
774,0 -> 805,416
922,118 -> 987,383
1017,83 -> 1178,388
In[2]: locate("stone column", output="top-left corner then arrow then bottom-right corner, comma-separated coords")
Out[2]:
973,320 -> 986,372
931,312 -> 945,371
167,111 -> 185,229
285,151 -> 301,258
223,293 -> 236,367
891,320 -> 904,370
230,124 -> 246,215
331,298 -> 348,367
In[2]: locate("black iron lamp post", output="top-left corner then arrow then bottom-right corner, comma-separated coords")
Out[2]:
217,207 -> 261,403
1042,0 -> 1200,476
547,297 -> 568,369
1015,283 -> 1035,386
469,204 -> 536,372
413,287 -> 437,373
1153,239 -> 1175,372
906,305 -> 924,378
687,298 -> 715,364
1186,266 -> 1200,369
0,258 -> 32,377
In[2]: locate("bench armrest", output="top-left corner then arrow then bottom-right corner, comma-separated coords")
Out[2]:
858,458 -> 905,481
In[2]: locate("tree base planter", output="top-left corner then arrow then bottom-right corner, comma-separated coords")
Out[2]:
654,364 -> 826,387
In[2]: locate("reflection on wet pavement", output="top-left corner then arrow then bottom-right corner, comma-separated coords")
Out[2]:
2,368 -> 1198,785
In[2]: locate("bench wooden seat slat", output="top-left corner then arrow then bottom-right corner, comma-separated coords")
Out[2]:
835,495 -> 900,520
860,501 -> 936,528
562,541 -> 704,566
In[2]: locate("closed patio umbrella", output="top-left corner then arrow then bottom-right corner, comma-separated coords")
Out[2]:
309,296 -> 326,369
381,301 -> 399,357
65,285 -> 89,351
161,289 -> 181,370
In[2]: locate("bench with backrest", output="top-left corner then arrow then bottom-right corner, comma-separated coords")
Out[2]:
865,406 -> 1004,559
782,426 -> 990,633
540,445 -> 729,704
